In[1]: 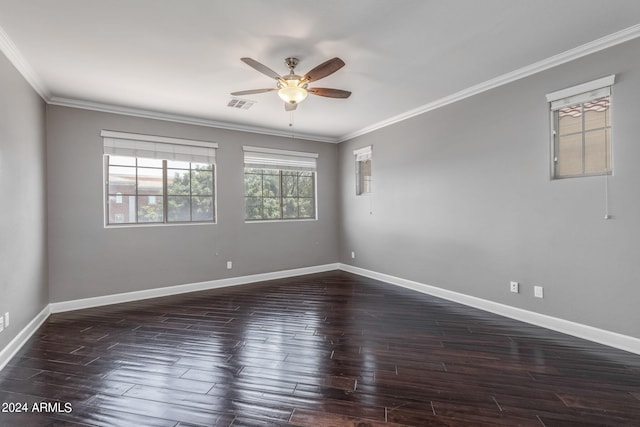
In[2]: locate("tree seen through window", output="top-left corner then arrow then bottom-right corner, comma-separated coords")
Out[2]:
244,168 -> 315,221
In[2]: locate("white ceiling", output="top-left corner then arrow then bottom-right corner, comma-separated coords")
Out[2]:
1,1 -> 640,142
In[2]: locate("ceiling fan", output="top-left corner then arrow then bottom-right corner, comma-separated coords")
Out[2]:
231,57 -> 351,111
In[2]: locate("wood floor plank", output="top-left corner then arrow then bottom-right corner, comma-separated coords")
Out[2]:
1,270 -> 640,426
290,408 -> 408,427
0,412 -> 90,427
104,369 -> 215,394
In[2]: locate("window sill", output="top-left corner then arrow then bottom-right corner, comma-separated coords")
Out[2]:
104,221 -> 216,229
245,218 -> 318,224
553,171 -> 612,180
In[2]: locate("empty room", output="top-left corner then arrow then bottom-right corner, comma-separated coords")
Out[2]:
1,1 -> 640,425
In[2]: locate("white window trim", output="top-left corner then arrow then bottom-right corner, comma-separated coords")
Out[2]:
353,145 -> 372,161
101,130 -> 219,149
243,146 -> 318,172
102,130 -> 218,164
546,75 -> 615,108
242,145 -> 318,159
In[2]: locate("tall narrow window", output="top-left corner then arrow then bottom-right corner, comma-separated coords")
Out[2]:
102,130 -> 218,225
546,75 -> 614,179
354,145 -> 372,195
243,146 -> 318,221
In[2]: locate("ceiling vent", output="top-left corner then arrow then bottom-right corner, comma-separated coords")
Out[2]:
227,98 -> 255,110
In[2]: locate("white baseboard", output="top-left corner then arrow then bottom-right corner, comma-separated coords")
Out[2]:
50,263 -> 340,313
339,263 -> 640,356
1,264 -> 340,373
4,262 -> 638,377
0,305 -> 51,372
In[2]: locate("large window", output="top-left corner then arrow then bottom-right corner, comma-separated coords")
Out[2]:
546,75 -> 614,179
243,146 -> 317,221
102,131 -> 217,225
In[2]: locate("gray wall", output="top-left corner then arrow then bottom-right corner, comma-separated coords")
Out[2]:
339,38 -> 640,339
0,53 -> 48,350
4,31 -> 640,356
46,106 -> 339,302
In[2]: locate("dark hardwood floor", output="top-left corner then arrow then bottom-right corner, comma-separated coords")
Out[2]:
1,271 -> 640,426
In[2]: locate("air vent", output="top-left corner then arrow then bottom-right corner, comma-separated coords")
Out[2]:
227,98 -> 255,110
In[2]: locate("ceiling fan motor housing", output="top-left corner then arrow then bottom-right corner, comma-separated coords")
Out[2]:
284,57 -> 300,69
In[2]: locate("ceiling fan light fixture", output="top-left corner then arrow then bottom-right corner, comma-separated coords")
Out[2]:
278,81 -> 308,104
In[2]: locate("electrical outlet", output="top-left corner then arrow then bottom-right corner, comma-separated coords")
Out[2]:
351,251 -> 356,259
0,315 -> 4,332
510,281 -> 519,293
226,261 -> 232,270
534,286 -> 544,298
4,312 -> 9,328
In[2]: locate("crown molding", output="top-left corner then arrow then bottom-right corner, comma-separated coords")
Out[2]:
48,97 -> 338,143
0,24 -> 50,100
338,23 -> 640,142
3,19 -> 639,144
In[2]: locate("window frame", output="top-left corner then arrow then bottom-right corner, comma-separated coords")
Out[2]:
243,146 -> 318,222
244,168 -> 317,222
104,156 -> 217,227
101,131 -> 218,227
354,145 -> 372,195
546,75 -> 615,180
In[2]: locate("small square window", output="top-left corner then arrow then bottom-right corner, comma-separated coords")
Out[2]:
554,97 -> 611,178
547,76 -> 614,179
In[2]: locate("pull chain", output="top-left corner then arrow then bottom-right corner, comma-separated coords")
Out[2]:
289,111 -> 295,140
604,172 -> 611,220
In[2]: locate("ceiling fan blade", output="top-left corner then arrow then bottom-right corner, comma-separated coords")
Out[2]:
230,88 -> 276,96
241,57 -> 282,80
308,88 -> 351,98
302,57 -> 345,82
285,102 -> 297,111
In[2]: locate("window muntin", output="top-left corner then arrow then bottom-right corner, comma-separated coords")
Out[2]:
546,75 -> 614,179
106,156 -> 215,225
554,97 -> 611,178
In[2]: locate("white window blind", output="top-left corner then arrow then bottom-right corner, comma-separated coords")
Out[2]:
243,146 -> 318,171
101,130 -> 218,163
353,145 -> 372,161
546,75 -> 615,110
